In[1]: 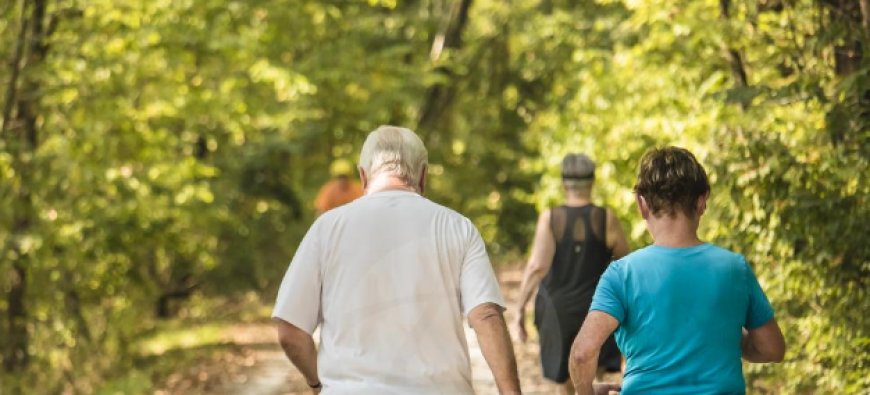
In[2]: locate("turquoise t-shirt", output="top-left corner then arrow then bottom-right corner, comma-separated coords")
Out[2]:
590,243 -> 774,395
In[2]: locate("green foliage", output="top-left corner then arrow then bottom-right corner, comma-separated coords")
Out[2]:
0,0 -> 866,393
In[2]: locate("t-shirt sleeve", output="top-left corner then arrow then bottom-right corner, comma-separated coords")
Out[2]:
743,258 -> 775,329
271,223 -> 323,335
459,220 -> 505,316
590,262 -> 626,324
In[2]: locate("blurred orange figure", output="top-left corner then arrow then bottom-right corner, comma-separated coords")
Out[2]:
314,159 -> 363,215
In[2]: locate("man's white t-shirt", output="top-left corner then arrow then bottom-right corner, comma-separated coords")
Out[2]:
272,190 -> 505,394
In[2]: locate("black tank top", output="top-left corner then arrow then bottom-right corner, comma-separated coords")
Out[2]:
534,204 -> 621,380
539,204 -> 612,311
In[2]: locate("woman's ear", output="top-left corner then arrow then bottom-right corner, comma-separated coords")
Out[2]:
637,195 -> 650,220
696,192 -> 709,216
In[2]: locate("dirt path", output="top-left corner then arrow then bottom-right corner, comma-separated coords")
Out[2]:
157,267 -> 600,394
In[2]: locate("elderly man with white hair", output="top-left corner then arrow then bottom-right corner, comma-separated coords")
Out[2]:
272,126 -> 521,394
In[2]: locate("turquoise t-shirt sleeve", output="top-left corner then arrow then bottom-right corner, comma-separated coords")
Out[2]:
743,258 -> 775,329
590,262 -> 625,323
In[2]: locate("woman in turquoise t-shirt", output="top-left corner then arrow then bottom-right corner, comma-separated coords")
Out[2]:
568,147 -> 786,395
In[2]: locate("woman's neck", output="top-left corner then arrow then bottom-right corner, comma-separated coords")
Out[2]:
564,192 -> 591,206
646,212 -> 703,248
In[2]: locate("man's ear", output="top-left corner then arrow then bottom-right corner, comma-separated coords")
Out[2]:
637,195 -> 650,220
358,167 -> 368,190
418,165 -> 427,194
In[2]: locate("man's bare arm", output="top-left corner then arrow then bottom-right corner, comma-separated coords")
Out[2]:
569,311 -> 621,395
513,210 -> 556,341
469,303 -> 522,395
742,318 -> 785,363
275,319 -> 320,388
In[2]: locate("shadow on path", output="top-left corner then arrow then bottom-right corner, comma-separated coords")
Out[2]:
157,267 -> 609,394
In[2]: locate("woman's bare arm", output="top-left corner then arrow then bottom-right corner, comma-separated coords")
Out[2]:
512,210 -> 556,341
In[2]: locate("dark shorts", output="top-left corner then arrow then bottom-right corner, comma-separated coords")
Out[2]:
535,296 -> 621,382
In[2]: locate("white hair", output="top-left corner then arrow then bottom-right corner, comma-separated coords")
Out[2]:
359,125 -> 428,187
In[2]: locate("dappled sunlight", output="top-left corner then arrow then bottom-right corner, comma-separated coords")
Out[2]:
0,0 -> 865,393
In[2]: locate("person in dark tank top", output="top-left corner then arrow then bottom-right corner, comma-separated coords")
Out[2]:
512,153 -> 630,395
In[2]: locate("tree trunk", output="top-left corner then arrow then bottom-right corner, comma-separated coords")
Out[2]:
827,0 -> 866,145
861,0 -> 870,31
417,0 -> 473,140
3,0 -> 49,372
1,0 -> 28,134
719,0 -> 749,91
4,264 -> 27,371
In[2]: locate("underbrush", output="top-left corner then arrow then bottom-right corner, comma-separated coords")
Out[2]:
0,291 -> 273,395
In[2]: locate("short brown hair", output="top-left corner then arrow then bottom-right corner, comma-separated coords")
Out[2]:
634,146 -> 710,218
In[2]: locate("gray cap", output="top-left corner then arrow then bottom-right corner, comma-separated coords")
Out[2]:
561,153 -> 595,180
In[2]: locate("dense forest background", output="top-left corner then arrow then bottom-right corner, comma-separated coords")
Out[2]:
1,0 -> 867,393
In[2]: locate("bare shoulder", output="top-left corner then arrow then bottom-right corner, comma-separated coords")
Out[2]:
535,208 -> 552,229
604,206 -> 617,221
603,207 -> 622,230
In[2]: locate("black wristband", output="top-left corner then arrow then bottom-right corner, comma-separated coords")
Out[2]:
308,381 -> 322,389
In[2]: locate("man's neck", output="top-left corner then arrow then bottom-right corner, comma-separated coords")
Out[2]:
646,212 -> 703,248
365,175 -> 418,195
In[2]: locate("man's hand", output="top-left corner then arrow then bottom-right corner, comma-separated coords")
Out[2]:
511,309 -> 528,343
593,382 -> 621,395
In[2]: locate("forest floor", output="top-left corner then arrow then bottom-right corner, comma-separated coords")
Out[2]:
148,266 -> 621,394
